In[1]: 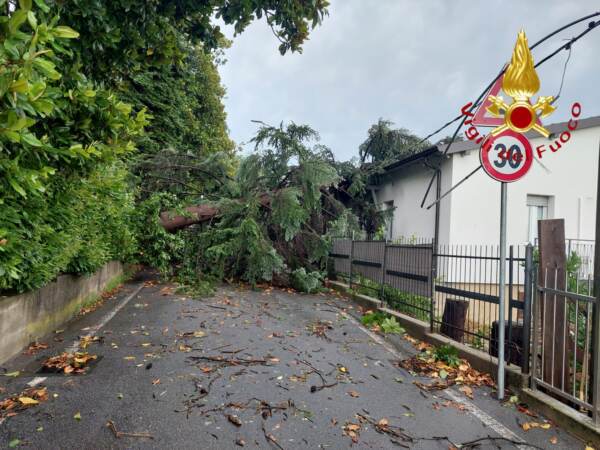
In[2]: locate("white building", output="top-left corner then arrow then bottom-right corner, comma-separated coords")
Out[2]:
371,116 -> 600,246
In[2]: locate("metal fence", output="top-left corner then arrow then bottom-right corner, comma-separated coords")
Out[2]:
535,238 -> 595,278
433,244 -> 531,366
330,236 -> 600,422
531,267 -> 599,423
329,239 -> 533,367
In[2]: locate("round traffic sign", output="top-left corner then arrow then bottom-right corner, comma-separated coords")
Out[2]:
479,130 -> 533,182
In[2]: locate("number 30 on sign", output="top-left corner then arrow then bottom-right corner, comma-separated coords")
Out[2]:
479,130 -> 533,182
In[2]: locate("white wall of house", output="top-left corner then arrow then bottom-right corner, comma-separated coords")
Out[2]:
374,120 -> 599,246
448,124 -> 599,245
374,158 -> 453,243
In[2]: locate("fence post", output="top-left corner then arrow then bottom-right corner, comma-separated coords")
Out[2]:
429,240 -> 437,333
522,244 -> 534,375
348,235 -> 355,290
380,242 -> 388,303
506,246 -> 514,364
592,143 -> 600,424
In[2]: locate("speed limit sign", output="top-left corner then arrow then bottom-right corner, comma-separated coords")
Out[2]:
479,130 -> 533,182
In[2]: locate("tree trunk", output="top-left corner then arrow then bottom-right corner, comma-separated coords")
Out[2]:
159,193 -> 272,232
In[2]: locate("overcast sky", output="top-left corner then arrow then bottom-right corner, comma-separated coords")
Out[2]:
218,0 -> 600,161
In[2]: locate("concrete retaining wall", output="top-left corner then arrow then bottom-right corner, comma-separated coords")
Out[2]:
0,261 -> 124,365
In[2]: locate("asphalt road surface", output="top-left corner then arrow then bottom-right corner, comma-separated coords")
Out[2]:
0,272 -> 587,449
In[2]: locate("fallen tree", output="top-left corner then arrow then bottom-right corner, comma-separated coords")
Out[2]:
159,194 -> 272,232
151,122 -> 359,287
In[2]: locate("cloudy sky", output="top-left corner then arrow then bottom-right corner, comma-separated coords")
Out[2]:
218,0 -> 600,161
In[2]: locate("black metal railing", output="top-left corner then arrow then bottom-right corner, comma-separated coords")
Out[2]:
329,238 -> 534,369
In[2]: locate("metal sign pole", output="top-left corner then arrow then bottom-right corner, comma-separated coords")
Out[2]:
497,181 -> 507,399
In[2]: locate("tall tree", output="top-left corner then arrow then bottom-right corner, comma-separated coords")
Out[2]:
51,0 -> 330,84
359,119 -> 429,164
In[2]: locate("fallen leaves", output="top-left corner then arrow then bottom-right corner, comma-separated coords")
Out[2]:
347,390 -> 360,398
343,422 -> 361,443
521,421 -> 552,431
1,387 -> 48,420
398,350 -> 494,398
23,341 -> 48,355
79,335 -> 103,349
516,403 -> 538,417
42,352 -> 97,374
459,385 -> 473,399
18,396 -> 39,406
227,414 -> 242,427
179,330 -> 206,339
308,320 -> 333,340
73,412 -> 82,421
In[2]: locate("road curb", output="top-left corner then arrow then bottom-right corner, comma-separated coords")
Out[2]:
327,279 -> 600,445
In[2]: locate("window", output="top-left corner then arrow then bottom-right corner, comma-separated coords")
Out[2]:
527,195 -> 549,243
383,201 -> 394,241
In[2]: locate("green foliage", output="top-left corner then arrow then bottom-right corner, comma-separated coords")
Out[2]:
361,311 -> 404,334
290,268 -> 323,293
53,0 -> 329,84
181,122 -> 342,285
272,188 -> 308,241
122,45 -> 236,199
0,3 -> 145,293
200,217 -> 285,285
350,275 -> 431,323
131,193 -> 187,276
380,316 -> 405,334
361,311 -> 388,327
432,344 -> 461,368
359,119 -> 429,164
175,276 -> 217,298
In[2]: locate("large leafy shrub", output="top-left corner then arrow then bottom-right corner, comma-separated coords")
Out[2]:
0,2 -> 146,293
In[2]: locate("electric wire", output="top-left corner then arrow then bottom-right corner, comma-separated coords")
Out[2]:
416,13 -> 600,208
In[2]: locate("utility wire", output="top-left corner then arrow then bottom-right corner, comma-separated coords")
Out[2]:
417,13 -> 600,208
553,43 -> 572,102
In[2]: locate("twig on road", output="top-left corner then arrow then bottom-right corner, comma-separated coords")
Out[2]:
297,358 -> 340,393
261,422 -> 284,450
189,355 -> 271,367
457,436 -> 542,449
106,420 -> 153,440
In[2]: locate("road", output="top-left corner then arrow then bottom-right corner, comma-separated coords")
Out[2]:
0,272 -> 585,449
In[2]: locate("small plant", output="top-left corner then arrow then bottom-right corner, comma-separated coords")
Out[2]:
432,344 -> 461,367
380,316 -> 405,334
361,311 -> 388,327
361,311 -> 405,334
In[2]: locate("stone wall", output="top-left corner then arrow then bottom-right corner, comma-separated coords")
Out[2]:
0,261 -> 124,364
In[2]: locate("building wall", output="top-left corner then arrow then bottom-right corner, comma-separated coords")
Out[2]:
374,158 -> 453,243
448,125 -> 599,244
374,123 -> 599,246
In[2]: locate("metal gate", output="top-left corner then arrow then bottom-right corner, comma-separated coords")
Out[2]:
530,266 -> 600,423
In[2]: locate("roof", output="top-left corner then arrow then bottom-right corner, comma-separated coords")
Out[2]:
379,114 -> 600,176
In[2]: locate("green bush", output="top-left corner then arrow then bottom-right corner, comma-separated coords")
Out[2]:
0,3 -> 146,293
